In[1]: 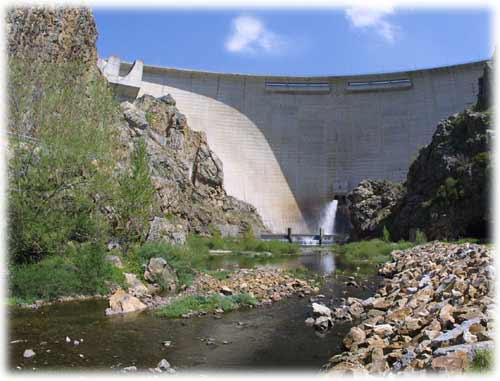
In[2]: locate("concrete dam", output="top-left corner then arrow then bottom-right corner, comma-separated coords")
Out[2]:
98,56 -> 486,234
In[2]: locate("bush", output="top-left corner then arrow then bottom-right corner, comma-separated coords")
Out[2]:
9,242 -> 123,303
335,239 -> 414,275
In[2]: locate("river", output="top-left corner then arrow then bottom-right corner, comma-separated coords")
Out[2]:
8,250 -> 381,372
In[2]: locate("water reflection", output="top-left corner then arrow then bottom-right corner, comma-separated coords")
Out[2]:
205,251 -> 336,276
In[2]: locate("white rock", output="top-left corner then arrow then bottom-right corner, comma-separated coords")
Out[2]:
23,349 -> 36,358
312,302 -> 332,317
305,317 -> 315,326
157,358 -> 171,370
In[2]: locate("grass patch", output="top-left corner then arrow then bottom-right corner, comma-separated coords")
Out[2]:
204,229 -> 300,255
470,349 -> 493,372
334,239 -> 414,275
286,267 -> 323,288
156,293 -> 258,318
205,270 -> 233,280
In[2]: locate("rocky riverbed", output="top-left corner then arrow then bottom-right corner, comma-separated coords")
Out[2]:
322,242 -> 494,374
105,263 -> 319,316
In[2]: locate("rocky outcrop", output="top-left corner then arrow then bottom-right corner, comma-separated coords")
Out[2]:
7,7 -> 98,66
324,242 -> 494,374
119,96 -> 267,240
389,105 -> 491,241
347,180 -> 403,240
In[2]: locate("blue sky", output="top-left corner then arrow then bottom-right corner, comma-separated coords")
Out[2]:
93,7 -> 493,76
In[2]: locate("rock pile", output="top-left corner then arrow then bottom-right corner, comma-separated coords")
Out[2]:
192,268 -> 318,304
324,242 -> 494,374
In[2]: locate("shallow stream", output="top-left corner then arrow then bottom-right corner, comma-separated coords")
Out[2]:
8,251 -> 381,372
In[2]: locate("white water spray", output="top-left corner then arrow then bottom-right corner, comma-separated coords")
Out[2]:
318,200 -> 338,235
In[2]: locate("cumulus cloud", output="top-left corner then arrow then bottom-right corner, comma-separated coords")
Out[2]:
225,15 -> 285,54
345,5 -> 399,43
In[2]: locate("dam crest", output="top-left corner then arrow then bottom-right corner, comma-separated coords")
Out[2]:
98,56 -> 486,234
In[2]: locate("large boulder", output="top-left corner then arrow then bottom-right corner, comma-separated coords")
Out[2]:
347,180 -> 403,240
105,289 -> 147,315
144,257 -> 178,293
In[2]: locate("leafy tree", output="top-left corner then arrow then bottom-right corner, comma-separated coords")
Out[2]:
8,59 -> 120,263
114,138 -> 155,245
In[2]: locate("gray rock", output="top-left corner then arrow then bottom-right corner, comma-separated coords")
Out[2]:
312,302 -> 332,318
121,101 -> 149,130
433,340 -> 494,361
147,217 -> 187,246
144,257 -> 178,293
105,255 -> 123,269
159,94 -> 176,106
431,318 -> 481,346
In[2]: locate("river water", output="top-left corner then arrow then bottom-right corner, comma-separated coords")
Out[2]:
8,251 -> 381,372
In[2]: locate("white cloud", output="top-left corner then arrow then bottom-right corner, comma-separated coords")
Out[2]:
225,15 -> 285,54
345,5 -> 399,43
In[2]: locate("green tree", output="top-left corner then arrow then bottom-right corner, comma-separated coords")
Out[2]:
8,60 -> 121,264
114,139 -> 155,245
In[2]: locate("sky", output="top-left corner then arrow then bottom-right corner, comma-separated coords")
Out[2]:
93,7 -> 493,76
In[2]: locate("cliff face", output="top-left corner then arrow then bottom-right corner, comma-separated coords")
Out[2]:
7,7 -> 267,243
7,7 -> 97,66
347,63 -> 492,242
389,107 -> 491,241
119,95 -> 267,242
346,180 -> 403,240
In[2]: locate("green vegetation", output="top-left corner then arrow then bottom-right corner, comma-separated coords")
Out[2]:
8,60 -> 121,264
7,60 -> 155,302
204,228 -> 300,255
156,293 -> 258,318
382,226 -> 391,242
9,243 -> 124,304
114,138 -> 155,246
414,229 -> 428,245
470,349 -> 493,372
334,239 -> 414,275
205,270 -> 233,280
286,267 -> 323,288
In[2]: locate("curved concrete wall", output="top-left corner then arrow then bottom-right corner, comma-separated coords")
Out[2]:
99,57 -> 486,233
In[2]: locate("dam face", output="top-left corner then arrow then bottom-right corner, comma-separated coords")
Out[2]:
99,56 -> 485,233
